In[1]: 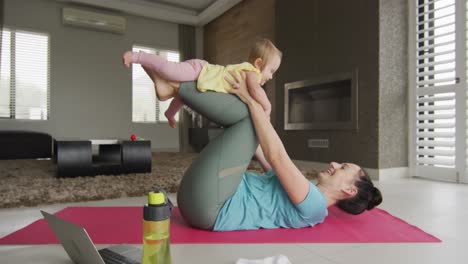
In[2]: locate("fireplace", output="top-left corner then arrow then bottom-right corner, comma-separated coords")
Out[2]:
284,71 -> 358,130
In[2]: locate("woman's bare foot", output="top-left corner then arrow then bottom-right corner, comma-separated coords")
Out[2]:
141,65 -> 156,82
122,51 -> 133,68
141,66 -> 179,101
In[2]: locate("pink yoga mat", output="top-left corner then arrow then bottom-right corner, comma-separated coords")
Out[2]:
0,206 -> 441,244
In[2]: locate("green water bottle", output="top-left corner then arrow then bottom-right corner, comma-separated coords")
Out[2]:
142,189 -> 172,264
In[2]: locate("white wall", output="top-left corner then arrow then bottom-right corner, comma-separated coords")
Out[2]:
0,0 -> 180,151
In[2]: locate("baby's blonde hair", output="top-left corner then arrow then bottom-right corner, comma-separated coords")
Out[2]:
248,38 -> 282,66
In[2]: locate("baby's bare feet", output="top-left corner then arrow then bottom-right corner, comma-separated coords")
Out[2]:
165,111 -> 177,128
122,51 -> 133,68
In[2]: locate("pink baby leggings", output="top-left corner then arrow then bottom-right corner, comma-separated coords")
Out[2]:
132,52 -> 207,82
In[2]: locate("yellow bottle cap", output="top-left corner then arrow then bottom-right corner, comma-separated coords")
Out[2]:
148,192 -> 165,205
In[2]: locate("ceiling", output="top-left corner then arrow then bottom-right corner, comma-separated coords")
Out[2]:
58,0 -> 243,26
142,0 -> 217,13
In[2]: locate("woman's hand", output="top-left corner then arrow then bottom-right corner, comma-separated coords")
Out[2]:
224,71 -> 253,104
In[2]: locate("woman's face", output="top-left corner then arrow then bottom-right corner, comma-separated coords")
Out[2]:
318,162 -> 363,197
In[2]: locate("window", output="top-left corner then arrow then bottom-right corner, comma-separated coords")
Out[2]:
409,0 -> 467,183
0,28 -> 50,120
132,45 -> 180,123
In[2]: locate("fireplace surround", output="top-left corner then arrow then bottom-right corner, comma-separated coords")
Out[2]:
284,70 -> 359,130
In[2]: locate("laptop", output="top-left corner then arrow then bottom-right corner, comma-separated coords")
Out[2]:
41,210 -> 142,264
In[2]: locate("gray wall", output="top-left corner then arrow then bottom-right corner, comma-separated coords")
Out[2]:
0,0 -> 180,151
276,0 -> 380,168
378,0 -> 408,168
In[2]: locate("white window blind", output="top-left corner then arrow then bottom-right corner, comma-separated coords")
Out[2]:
0,28 -> 50,120
132,45 -> 180,123
414,0 -> 457,168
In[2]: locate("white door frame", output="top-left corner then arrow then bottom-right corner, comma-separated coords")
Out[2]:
408,0 -> 467,183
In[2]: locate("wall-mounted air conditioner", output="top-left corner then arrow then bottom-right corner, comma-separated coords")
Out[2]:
62,7 -> 126,34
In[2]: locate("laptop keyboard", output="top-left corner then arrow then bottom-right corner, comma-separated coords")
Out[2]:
99,248 -> 140,264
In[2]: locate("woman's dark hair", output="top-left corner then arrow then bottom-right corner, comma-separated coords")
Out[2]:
336,169 -> 382,215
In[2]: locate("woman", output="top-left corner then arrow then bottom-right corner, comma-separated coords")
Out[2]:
151,71 -> 382,231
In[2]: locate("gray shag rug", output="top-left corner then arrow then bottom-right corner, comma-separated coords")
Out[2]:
0,152 -> 318,208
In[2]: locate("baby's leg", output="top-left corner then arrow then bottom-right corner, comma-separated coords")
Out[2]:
165,95 -> 183,128
127,51 -> 207,82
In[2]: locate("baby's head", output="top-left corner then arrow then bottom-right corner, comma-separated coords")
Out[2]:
248,38 -> 282,85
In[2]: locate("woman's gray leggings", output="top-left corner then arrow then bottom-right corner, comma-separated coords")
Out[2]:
176,81 -> 258,230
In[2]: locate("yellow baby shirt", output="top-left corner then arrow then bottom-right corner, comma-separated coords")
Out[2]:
197,62 -> 262,93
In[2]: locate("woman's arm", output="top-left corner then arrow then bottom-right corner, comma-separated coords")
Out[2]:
225,72 -> 310,204
255,145 -> 272,172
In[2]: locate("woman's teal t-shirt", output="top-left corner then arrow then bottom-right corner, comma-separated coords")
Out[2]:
213,169 -> 328,231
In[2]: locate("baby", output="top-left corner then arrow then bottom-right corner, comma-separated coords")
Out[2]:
123,38 -> 282,128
